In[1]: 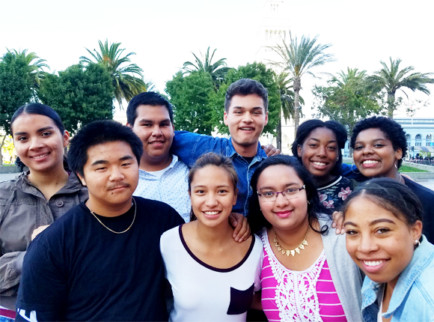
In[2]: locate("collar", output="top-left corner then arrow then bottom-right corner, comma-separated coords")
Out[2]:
227,139 -> 267,160
139,154 -> 178,176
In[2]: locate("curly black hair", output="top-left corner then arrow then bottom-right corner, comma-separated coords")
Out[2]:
350,116 -> 407,168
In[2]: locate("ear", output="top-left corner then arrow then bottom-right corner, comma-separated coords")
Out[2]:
297,144 -> 303,157
264,111 -> 268,125
233,188 -> 238,206
395,148 -> 403,162
77,172 -> 87,186
63,130 -> 70,148
223,111 -> 228,126
126,122 -> 133,128
410,220 -> 423,242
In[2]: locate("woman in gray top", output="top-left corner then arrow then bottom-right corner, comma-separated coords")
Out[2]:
0,103 -> 87,314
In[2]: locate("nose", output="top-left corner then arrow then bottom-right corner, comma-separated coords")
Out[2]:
151,125 -> 163,136
242,113 -> 253,123
205,193 -> 218,207
275,192 -> 289,206
362,145 -> 374,154
109,166 -> 125,181
317,145 -> 326,156
29,136 -> 44,150
357,233 -> 378,253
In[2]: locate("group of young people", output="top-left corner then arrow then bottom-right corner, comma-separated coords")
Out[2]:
0,78 -> 433,321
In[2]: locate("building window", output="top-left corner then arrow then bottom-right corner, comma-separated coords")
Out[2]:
406,134 -> 411,148
426,134 -> 432,146
415,134 -> 422,147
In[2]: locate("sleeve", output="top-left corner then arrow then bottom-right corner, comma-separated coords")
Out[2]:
0,251 -> 25,295
15,237 -> 67,321
171,131 -> 224,167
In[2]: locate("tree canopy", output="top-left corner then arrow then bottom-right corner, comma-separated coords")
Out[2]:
39,63 -> 115,133
80,40 -> 146,107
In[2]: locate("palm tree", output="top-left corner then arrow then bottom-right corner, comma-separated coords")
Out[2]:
182,46 -> 231,89
368,57 -> 434,118
270,34 -> 333,136
80,40 -> 147,107
7,49 -> 48,88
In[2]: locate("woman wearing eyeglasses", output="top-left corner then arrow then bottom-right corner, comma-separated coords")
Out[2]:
248,155 -> 363,321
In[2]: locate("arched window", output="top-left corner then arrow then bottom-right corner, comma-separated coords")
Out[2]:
415,134 -> 422,147
406,134 -> 411,148
426,134 -> 432,146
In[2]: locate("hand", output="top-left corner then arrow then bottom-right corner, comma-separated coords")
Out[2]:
261,144 -> 280,157
31,225 -> 49,240
331,211 -> 345,234
229,212 -> 251,242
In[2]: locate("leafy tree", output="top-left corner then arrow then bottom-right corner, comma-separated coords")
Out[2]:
38,63 -> 115,133
0,51 -> 36,164
80,40 -> 146,107
368,57 -> 434,118
270,34 -> 333,136
209,62 -> 281,137
166,71 -> 216,134
183,46 -> 231,89
313,68 -> 382,135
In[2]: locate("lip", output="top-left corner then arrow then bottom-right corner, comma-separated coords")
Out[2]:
361,159 -> 380,168
30,152 -> 50,161
202,210 -> 221,219
239,127 -> 255,132
310,160 -> 329,170
274,210 -> 292,219
109,184 -> 129,192
359,258 -> 388,274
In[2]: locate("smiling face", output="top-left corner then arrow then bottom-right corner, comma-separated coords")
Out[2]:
77,141 -> 139,215
129,104 -> 174,170
189,165 -> 237,228
352,128 -> 402,179
12,113 -> 69,174
297,127 -> 339,182
224,94 -> 268,157
256,164 -> 308,233
344,196 -> 422,289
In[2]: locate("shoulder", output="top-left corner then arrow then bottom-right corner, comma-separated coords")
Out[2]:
134,196 -> 184,225
403,177 -> 434,197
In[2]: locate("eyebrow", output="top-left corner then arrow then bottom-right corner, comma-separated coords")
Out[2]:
258,183 -> 300,190
14,126 -> 55,136
138,118 -> 171,123
344,218 -> 396,227
307,137 -> 337,143
90,155 -> 134,166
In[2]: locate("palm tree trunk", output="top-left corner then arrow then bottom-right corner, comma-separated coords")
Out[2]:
387,92 -> 395,119
276,118 -> 282,150
293,76 -> 302,137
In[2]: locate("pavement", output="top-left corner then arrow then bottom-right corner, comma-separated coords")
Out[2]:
0,172 -> 19,182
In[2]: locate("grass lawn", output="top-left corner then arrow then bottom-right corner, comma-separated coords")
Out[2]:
400,165 -> 428,173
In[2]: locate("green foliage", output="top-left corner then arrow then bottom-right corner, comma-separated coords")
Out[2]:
166,71 -> 216,134
182,47 -> 232,89
210,62 -> 281,136
368,57 -> 434,118
0,52 -> 35,135
80,40 -> 146,107
313,68 -> 382,134
38,63 -> 115,133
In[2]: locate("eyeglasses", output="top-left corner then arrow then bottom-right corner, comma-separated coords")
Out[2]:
257,185 -> 306,202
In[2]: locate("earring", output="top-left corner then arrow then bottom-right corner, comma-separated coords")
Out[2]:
414,239 -> 421,246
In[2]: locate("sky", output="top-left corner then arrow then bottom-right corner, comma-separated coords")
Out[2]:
1,0 -> 434,119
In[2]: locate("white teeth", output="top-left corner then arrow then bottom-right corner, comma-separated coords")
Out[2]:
204,211 -> 219,215
364,260 -> 383,266
362,160 -> 379,164
240,128 -> 253,130
33,153 -> 49,160
313,162 -> 326,166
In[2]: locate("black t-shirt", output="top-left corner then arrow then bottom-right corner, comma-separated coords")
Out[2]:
16,197 -> 184,321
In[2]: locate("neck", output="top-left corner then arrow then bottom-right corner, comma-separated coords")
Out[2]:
140,154 -> 172,172
28,166 -> 68,188
231,139 -> 258,158
314,174 -> 338,187
192,220 -> 233,246
273,219 -> 312,248
86,197 -> 133,217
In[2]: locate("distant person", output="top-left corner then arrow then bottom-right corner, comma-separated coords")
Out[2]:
172,78 -> 278,216
16,120 -> 184,321
292,119 -> 353,214
248,155 -> 363,321
351,116 -> 434,242
126,91 -> 190,222
344,178 -> 434,320
160,153 -> 262,321
0,104 -> 87,319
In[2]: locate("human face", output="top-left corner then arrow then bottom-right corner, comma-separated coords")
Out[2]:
344,196 -> 422,289
77,141 -> 139,215
12,113 -> 69,174
297,127 -> 339,181
129,105 -> 174,168
224,94 -> 268,156
256,164 -> 308,232
189,165 -> 237,228
353,128 -> 402,178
